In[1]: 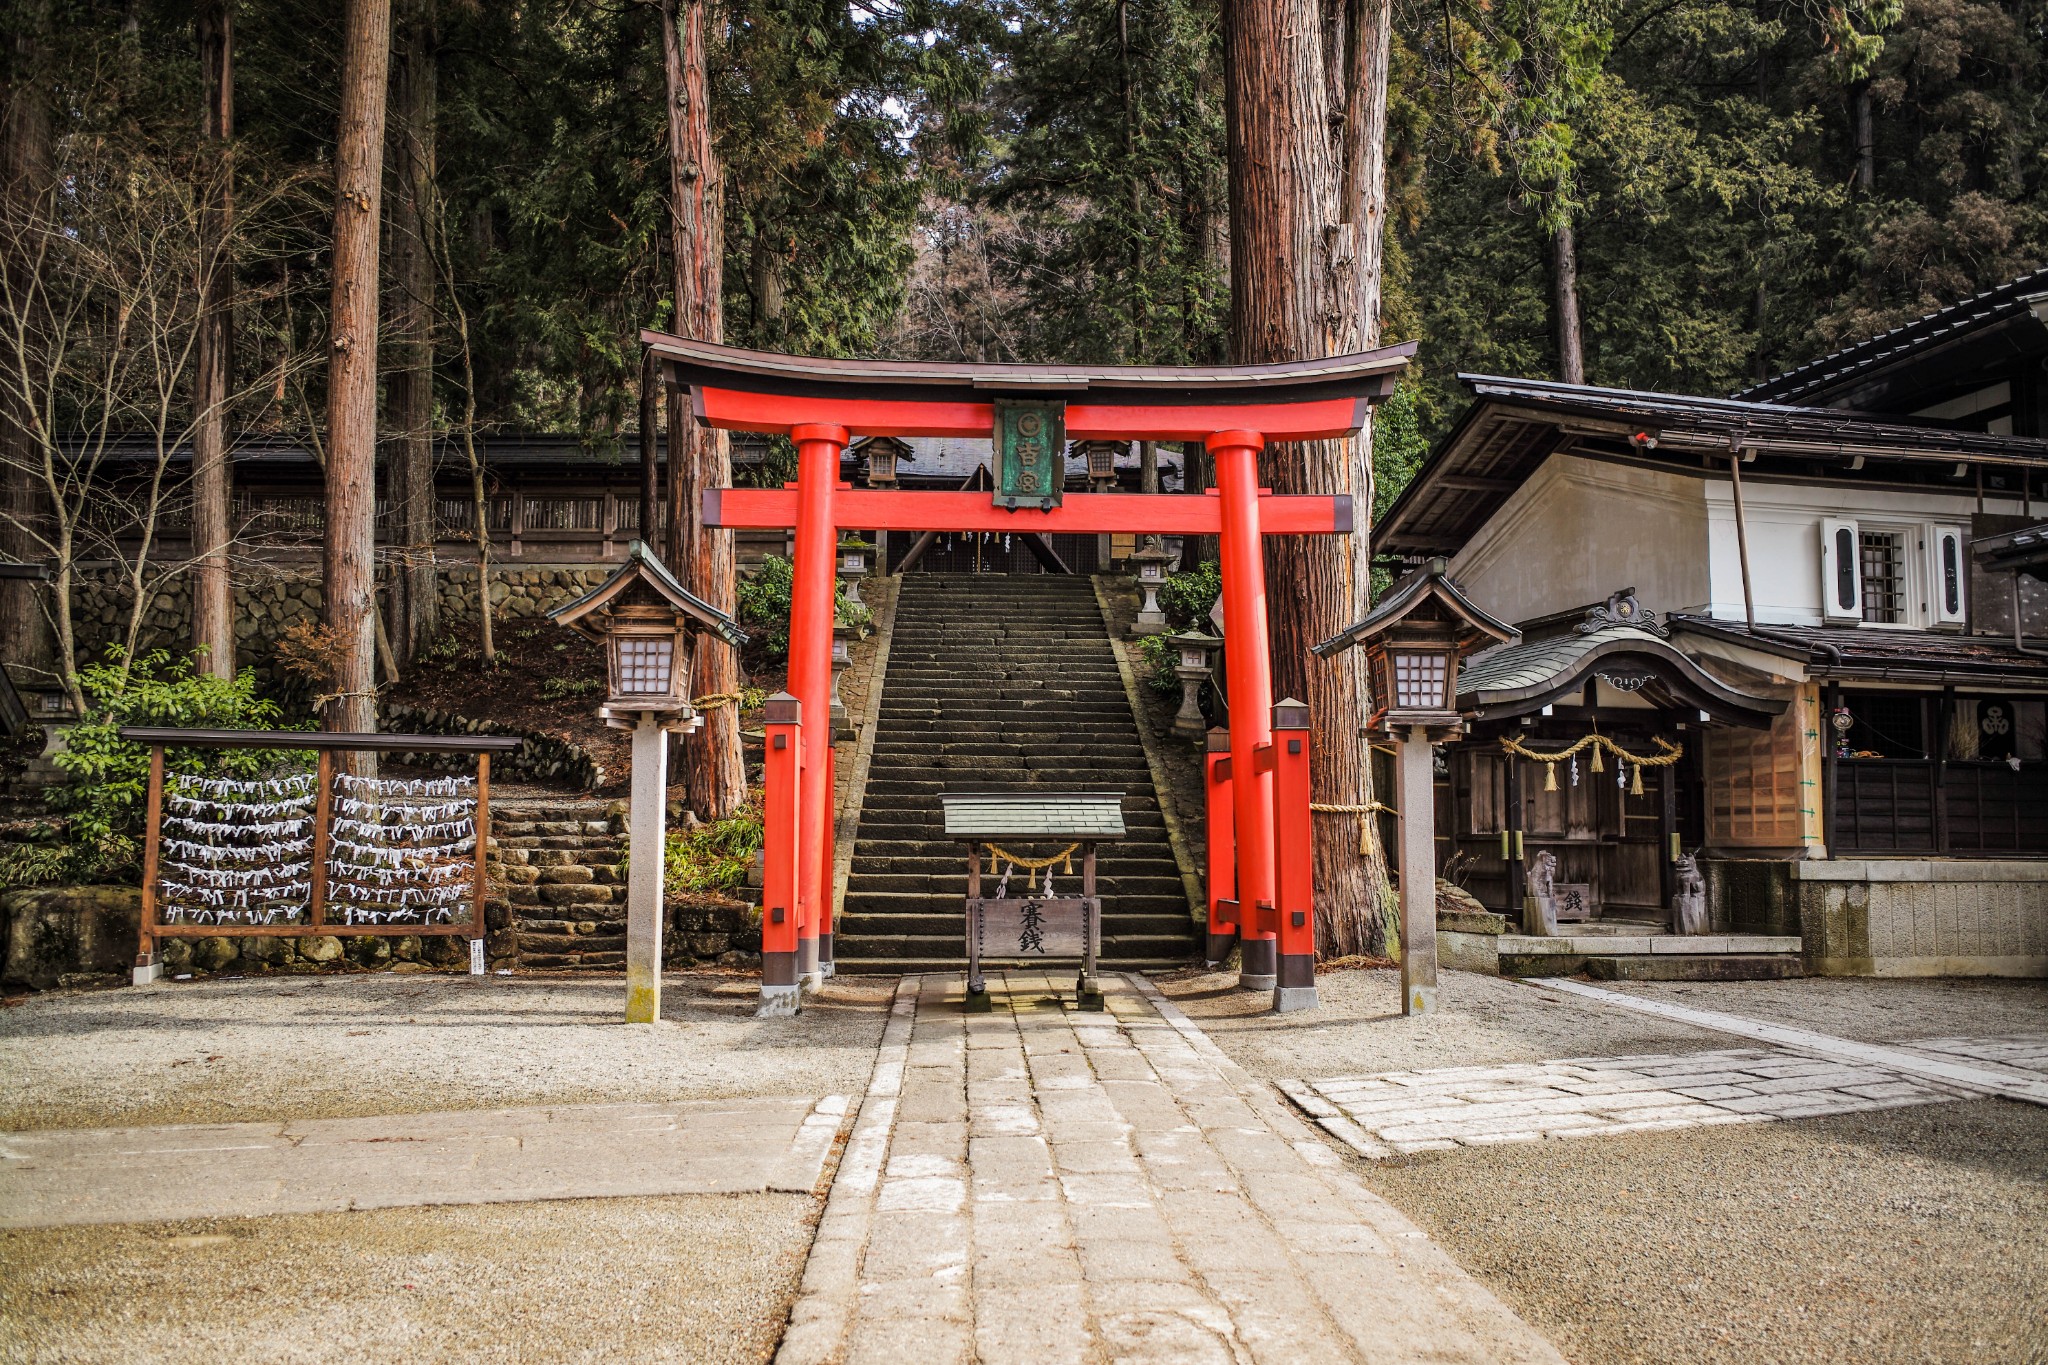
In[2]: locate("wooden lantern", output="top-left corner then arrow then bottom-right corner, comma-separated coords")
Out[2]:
548,540 -> 748,729
1313,557 -> 1517,737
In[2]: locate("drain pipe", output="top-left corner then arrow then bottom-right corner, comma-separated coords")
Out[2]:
1726,452 -> 1842,669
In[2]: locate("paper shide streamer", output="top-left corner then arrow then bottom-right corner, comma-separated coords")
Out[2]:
157,772 -> 478,930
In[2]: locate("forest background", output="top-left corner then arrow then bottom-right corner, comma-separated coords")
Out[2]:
1,0 -> 2042,949
7,0 -> 2040,483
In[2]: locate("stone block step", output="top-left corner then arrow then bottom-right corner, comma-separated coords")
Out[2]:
843,893 -> 1190,918
520,950 -> 629,969
831,933 -> 1195,961
846,870 -> 1186,894
1579,953 -> 1807,982
838,913 -> 1194,939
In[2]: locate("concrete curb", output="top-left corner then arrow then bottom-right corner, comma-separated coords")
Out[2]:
1531,977 -> 2048,1107
774,974 -> 917,1365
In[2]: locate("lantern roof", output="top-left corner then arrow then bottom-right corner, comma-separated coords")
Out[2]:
548,540 -> 748,647
1311,558 -> 1518,658
1128,539 -> 1174,564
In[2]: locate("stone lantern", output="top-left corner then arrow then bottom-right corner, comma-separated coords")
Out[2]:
1166,629 -> 1221,737
838,535 -> 873,607
1313,558 -> 1516,1017
1129,539 -> 1174,636
830,620 -> 855,740
549,540 -> 747,1023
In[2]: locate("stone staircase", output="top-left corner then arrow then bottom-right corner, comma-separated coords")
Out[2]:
487,797 -> 630,968
837,574 -> 1197,973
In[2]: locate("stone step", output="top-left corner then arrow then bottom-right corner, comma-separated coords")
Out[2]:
847,870 -> 1187,896
1580,953 -> 1807,982
839,913 -> 1193,940
830,934 -> 1195,961
843,891 -> 1189,916
521,950 -> 629,969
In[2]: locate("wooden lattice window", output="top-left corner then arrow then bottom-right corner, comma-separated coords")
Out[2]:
1859,529 -> 1906,624
1705,709 -> 1804,846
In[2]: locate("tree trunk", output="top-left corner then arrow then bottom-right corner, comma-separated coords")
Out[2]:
1852,82 -> 1874,192
1225,0 -> 1397,957
1550,213 -> 1585,384
189,0 -> 235,680
385,0 -> 438,667
322,0 -> 392,739
660,0 -> 744,819
639,345 -> 660,547
0,0 -> 55,686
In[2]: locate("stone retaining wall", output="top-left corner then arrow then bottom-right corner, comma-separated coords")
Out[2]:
69,562 -> 614,666
1793,859 -> 2048,977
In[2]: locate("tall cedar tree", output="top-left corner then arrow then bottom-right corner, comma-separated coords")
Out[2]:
1225,0 -> 1401,955
322,0 -> 392,738
385,0 -> 438,668
660,0 -> 746,820
190,0 -> 235,678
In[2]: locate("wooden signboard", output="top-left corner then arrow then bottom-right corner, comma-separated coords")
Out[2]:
1552,882 -> 1595,923
969,897 -> 1095,960
992,399 -> 1065,511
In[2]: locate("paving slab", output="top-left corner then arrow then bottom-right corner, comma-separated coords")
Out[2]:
0,1093 -> 846,1228
777,972 -> 1563,1365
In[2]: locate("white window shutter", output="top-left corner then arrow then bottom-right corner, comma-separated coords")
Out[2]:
1821,518 -> 1862,622
1928,525 -> 1967,625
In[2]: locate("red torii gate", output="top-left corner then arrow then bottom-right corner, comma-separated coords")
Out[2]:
645,335 -> 1415,1015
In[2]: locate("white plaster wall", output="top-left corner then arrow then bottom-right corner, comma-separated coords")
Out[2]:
1448,455 -> 1711,625
1702,480 -> 2032,626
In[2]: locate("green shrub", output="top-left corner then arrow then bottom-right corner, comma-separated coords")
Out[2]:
1158,560 -> 1221,629
661,795 -> 765,900
735,555 -> 870,662
46,649 -> 313,884
737,555 -> 797,658
538,675 -> 602,701
1134,634 -> 1181,698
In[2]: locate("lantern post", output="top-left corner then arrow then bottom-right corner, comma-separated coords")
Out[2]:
1313,559 -> 1516,1017
549,541 -> 747,1023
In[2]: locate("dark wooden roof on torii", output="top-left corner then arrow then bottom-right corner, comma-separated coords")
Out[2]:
642,333 -> 1417,442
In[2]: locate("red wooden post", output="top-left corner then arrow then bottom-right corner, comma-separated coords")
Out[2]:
820,742 -> 835,977
759,692 -> 803,1015
1204,728 -> 1238,966
472,752 -> 491,971
1208,429 -> 1279,991
1271,699 -> 1317,1010
135,745 -> 166,984
789,422 -> 846,991
309,748 -> 334,930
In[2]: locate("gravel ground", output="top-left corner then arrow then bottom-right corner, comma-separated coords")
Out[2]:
0,971 -> 895,1131
0,1193 -> 816,1364
1364,1100 -> 2048,1365
1163,966 -> 2048,1365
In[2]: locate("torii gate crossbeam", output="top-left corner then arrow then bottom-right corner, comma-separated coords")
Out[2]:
646,334 -> 1416,1017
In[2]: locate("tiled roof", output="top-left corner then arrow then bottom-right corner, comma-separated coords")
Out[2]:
940,792 -> 1128,840
1669,617 -> 2048,684
1734,268 -> 2048,405
1457,626 -> 1670,696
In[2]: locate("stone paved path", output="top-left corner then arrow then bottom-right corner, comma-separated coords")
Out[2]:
0,1094 -> 845,1228
1281,1047 -> 1968,1157
778,973 -> 1562,1365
